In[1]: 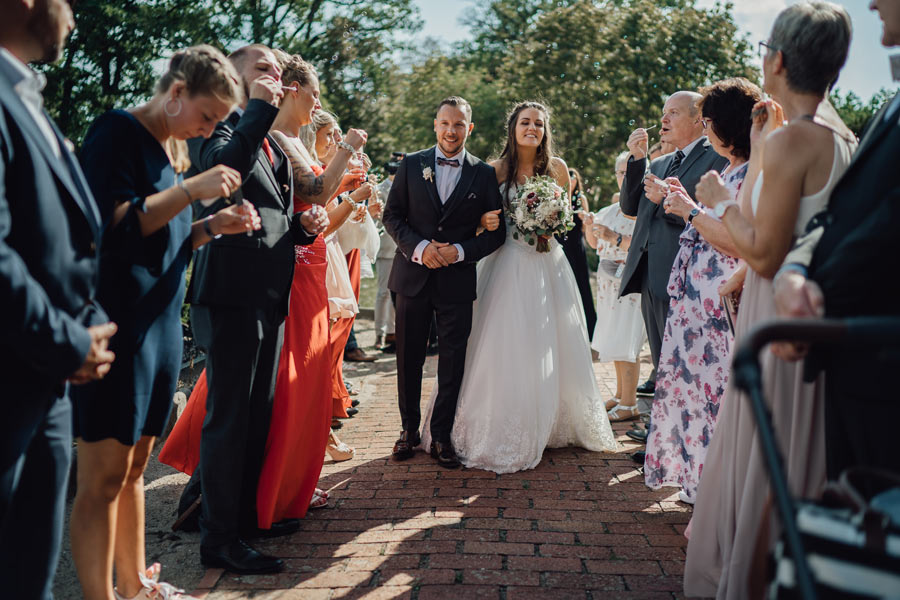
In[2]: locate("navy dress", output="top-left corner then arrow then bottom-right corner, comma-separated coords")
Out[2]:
72,110 -> 193,445
556,191 -> 597,339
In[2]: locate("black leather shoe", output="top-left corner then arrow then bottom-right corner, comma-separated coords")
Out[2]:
625,428 -> 648,444
636,379 -> 656,397
631,450 -> 646,465
425,342 -> 439,356
344,407 -> 358,417
430,441 -> 461,469
392,430 -> 420,461
351,399 -> 360,407
200,539 -> 284,574
240,518 -> 300,539
380,342 -> 396,354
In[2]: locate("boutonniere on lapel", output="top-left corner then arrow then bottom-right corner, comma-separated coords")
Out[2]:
422,166 -> 434,182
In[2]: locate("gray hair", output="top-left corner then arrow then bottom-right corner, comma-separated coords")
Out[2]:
615,150 -> 630,169
769,2 -> 852,96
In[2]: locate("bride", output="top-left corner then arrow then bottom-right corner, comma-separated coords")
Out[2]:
421,101 -> 617,473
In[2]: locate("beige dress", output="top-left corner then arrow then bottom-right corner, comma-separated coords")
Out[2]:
683,130 -> 854,599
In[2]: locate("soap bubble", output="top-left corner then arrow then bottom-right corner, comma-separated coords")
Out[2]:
628,119 -> 636,126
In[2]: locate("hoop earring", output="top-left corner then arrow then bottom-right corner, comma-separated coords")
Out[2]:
164,98 -> 182,118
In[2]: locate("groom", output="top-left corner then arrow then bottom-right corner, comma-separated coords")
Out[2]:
383,96 -> 506,468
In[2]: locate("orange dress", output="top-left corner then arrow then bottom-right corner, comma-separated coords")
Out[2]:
160,169 -> 332,527
330,248 -> 360,416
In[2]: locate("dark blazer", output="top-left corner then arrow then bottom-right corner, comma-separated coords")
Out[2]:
383,147 -> 506,302
186,99 -> 315,318
619,138 -> 728,299
0,72 -> 106,398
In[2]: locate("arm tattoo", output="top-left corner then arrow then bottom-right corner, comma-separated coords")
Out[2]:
294,169 -> 325,197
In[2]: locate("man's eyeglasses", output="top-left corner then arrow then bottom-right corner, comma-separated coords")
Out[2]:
700,118 -> 711,130
758,40 -> 778,60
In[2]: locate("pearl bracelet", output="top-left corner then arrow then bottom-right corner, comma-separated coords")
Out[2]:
337,141 -> 356,154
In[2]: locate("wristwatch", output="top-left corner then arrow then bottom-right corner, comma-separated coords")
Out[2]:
615,233 -> 623,247
714,200 -> 738,219
203,215 -> 221,240
687,207 -> 701,223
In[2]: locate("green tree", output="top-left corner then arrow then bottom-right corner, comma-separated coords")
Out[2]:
462,0 -> 758,207
42,0 -> 421,146
830,87 -> 897,139
42,0 -> 223,143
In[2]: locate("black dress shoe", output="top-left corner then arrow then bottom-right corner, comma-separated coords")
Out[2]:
425,343 -> 439,356
430,440 -> 461,469
391,430 -> 420,461
200,539 -> 284,574
343,407 -> 358,417
240,518 -> 300,539
380,342 -> 396,354
351,399 -> 360,407
636,379 -> 656,397
631,450 -> 646,465
625,428 -> 648,444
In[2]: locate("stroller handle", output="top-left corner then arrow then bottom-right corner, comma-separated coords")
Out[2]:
734,317 -> 900,367
730,316 -> 900,600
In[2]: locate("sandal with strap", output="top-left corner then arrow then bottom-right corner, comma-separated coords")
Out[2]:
114,563 -> 197,600
309,491 -> 329,509
607,403 -> 641,422
315,487 -> 329,499
605,397 -> 621,411
326,431 -> 355,462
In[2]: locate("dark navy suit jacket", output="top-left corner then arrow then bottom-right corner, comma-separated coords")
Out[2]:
0,68 -> 105,399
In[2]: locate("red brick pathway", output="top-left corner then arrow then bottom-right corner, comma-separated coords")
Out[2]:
195,353 -> 690,599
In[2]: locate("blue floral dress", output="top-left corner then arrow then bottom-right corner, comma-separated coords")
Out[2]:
644,163 -> 747,499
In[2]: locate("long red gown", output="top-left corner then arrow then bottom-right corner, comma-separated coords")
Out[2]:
160,171 -> 332,527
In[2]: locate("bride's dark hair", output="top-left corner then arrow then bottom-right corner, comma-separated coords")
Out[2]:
499,101 -> 555,200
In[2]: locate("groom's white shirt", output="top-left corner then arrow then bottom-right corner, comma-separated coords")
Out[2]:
411,146 -> 466,265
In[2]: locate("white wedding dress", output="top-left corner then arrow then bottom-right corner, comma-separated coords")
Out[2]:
420,183 -> 617,473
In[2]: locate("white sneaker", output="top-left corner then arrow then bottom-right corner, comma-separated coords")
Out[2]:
678,490 -> 695,505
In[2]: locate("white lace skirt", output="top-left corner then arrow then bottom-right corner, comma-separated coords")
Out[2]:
324,234 -> 358,320
421,236 -> 618,473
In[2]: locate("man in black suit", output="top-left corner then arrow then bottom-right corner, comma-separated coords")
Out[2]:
383,96 -> 505,468
178,44 -> 329,575
773,0 -> 900,479
619,91 -> 729,399
0,1 -> 117,596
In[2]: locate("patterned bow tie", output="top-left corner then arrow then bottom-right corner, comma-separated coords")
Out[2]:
437,157 -> 460,168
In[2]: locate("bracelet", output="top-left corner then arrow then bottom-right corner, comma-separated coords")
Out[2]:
203,215 -> 221,240
178,180 -> 193,203
336,141 -> 356,154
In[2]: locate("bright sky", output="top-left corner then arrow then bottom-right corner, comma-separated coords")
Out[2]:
412,0 -> 897,101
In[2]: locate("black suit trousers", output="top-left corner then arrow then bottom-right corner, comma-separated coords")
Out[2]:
396,277 -> 473,443
639,260 -> 669,371
0,394 -> 72,600
197,305 -> 284,547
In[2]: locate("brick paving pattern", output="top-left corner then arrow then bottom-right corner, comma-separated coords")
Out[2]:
195,339 -> 691,599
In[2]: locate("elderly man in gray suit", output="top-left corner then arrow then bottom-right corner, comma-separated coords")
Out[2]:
619,91 -> 729,415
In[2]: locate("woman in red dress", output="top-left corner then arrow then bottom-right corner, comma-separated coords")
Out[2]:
160,53 -> 370,523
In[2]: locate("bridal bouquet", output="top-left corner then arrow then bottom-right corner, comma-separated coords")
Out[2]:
509,175 -> 575,252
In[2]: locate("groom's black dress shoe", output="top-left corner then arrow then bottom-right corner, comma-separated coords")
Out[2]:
430,441 -> 461,469
392,430 -> 420,461
200,539 -> 284,574
240,518 -> 300,539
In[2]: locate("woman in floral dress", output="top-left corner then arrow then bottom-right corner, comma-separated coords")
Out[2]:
643,78 -> 761,503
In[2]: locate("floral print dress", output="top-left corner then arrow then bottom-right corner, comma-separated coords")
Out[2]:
644,162 -> 747,499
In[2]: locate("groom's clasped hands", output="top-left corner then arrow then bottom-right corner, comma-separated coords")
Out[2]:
422,240 -> 458,268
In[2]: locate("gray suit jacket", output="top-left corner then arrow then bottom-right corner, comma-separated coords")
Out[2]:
618,138 -> 729,299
